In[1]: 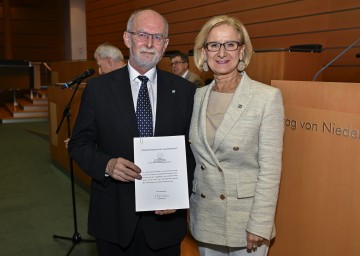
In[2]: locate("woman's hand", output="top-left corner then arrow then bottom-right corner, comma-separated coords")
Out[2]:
246,231 -> 267,250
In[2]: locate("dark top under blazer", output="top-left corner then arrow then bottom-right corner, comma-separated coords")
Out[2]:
68,66 -> 196,249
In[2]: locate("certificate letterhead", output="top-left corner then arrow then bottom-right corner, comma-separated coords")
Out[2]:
134,135 -> 189,212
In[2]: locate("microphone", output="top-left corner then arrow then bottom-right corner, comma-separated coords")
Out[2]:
62,68 -> 95,89
313,37 -> 360,81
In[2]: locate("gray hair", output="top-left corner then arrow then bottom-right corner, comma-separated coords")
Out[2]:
94,43 -> 124,62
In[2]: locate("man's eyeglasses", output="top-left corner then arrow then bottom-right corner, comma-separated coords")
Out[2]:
170,61 -> 186,66
127,31 -> 167,44
204,41 -> 242,52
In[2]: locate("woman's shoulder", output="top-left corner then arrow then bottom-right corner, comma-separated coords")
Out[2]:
194,85 -> 213,104
196,80 -> 215,94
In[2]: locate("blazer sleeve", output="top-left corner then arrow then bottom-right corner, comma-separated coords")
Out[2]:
246,88 -> 285,239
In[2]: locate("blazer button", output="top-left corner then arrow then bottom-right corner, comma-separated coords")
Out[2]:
188,140 -> 192,144
218,166 -> 222,172
201,164 -> 206,170
201,193 -> 206,198
220,194 -> 225,200
233,146 -> 239,151
238,104 -> 242,108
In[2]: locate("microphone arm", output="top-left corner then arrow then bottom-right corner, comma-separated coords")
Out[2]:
62,68 -> 95,89
313,37 -> 360,81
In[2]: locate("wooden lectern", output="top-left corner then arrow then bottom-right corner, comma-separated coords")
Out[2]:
269,80 -> 360,256
48,85 -> 92,186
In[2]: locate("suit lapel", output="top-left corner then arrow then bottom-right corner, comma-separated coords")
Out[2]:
154,70 -> 174,136
212,73 -> 253,152
108,68 -> 139,137
197,81 -> 221,164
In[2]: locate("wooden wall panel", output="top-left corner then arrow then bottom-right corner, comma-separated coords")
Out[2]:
10,6 -> 61,20
86,0 -> 170,20
322,66 -> 360,82
12,34 -> 65,48
117,1 -> 359,51
85,0 -> 359,82
11,20 -> 59,34
228,0 -> 359,26
246,9 -> 360,38
161,0 -> 293,23
323,48 -> 359,65
1,1 -> 357,79
252,28 -> 360,50
0,1 -> 65,61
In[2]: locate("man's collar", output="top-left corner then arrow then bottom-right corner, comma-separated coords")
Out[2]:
182,70 -> 189,78
128,62 -> 156,83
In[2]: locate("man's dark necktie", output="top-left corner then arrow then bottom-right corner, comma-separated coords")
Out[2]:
136,76 -> 153,137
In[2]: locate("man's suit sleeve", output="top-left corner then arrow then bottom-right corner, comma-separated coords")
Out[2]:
185,84 -> 196,195
68,80 -> 113,184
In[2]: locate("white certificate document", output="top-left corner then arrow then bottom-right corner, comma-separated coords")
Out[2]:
134,135 -> 189,212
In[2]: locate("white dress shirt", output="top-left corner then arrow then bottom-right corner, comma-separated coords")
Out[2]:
182,70 -> 189,79
127,62 -> 157,132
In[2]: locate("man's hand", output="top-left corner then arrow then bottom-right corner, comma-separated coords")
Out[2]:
155,209 -> 177,215
106,157 -> 142,182
64,138 -> 70,149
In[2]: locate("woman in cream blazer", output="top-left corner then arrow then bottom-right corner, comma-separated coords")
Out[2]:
189,15 -> 284,256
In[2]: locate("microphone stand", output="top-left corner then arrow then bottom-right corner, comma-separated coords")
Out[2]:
313,37 -> 360,81
53,80 -> 95,256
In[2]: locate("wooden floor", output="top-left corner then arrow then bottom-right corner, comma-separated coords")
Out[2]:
181,227 -> 199,256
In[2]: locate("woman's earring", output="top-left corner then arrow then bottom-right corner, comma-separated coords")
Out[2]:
237,60 -> 245,72
202,61 -> 209,72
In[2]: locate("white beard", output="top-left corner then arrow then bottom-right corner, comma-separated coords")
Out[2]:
130,42 -> 163,70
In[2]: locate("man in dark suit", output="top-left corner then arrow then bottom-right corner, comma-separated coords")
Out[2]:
68,9 -> 195,256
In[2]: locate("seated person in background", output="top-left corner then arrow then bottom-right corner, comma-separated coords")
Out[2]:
170,52 -> 204,87
94,42 -> 126,74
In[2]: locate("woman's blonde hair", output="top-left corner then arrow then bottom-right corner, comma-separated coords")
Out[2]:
193,15 -> 253,71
